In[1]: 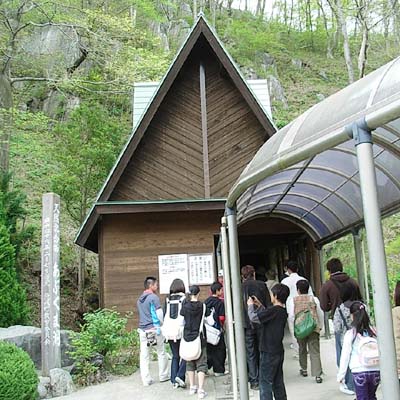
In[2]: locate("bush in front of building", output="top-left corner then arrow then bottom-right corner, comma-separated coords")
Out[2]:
69,309 -> 139,385
0,341 -> 39,400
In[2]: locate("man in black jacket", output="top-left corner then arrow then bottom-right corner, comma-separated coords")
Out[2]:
241,264 -> 271,390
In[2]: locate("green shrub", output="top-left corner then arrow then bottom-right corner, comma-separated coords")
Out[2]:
0,268 -> 29,327
69,309 -> 139,385
0,341 -> 38,400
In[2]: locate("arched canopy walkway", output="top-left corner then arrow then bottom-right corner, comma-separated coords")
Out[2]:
221,57 -> 400,400
229,57 -> 400,243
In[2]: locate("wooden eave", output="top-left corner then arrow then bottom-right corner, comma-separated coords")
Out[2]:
76,14 -> 276,252
78,199 -> 226,253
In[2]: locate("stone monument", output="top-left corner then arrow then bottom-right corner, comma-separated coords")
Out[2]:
41,193 -> 61,376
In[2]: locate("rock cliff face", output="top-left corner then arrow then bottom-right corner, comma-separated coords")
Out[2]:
22,25 -> 82,70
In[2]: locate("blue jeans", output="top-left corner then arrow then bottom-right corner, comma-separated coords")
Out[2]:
335,331 -> 355,391
353,371 -> 380,400
259,351 -> 287,400
169,340 -> 186,384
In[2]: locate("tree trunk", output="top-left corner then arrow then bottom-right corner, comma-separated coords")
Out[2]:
261,0 -> 266,17
78,245 -> 86,313
358,27 -> 368,79
0,74 -> 13,173
318,1 -> 334,58
336,0 -> 355,83
390,0 -> 400,44
193,0 -> 197,19
306,0 -> 314,48
356,0 -> 369,79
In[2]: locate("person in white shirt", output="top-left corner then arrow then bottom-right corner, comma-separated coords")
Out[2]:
287,280 -> 324,383
337,301 -> 380,399
281,261 -> 313,352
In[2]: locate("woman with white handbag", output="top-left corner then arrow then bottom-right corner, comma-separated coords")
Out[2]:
180,285 -> 211,399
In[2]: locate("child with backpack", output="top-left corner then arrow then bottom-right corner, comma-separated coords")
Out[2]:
333,282 -> 359,394
161,278 -> 187,389
338,301 -> 380,400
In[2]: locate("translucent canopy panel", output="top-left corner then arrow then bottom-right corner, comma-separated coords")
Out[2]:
230,57 -> 400,244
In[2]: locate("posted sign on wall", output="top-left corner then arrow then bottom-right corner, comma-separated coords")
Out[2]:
158,254 -> 189,294
188,254 -> 214,286
158,253 -> 215,293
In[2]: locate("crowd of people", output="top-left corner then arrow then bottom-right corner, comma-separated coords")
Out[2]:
136,258 -> 400,400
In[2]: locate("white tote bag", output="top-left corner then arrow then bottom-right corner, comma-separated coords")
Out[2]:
205,323 -> 221,345
179,335 -> 202,361
179,304 -> 206,361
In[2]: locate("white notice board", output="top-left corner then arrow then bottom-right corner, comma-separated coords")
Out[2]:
158,254 -> 189,294
188,253 -> 215,285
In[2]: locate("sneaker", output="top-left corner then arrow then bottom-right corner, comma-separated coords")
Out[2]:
143,379 -> 154,386
175,377 -> 186,388
160,376 -> 170,383
300,369 -> 308,377
172,383 -> 179,389
339,383 -> 355,395
189,386 -> 198,395
198,389 -> 208,399
250,383 -> 259,390
316,376 -> 323,383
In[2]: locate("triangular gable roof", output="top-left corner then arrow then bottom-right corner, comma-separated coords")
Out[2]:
76,14 -> 276,251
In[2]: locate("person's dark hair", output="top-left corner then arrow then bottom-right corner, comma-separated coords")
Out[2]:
340,281 -> 362,302
350,301 -> 376,337
189,285 -> 200,296
286,261 -> 298,273
271,283 -> 290,304
241,265 -> 255,280
394,281 -> 400,307
266,269 -> 276,280
296,279 -> 309,294
210,281 -> 223,294
326,258 -> 343,274
144,276 -> 157,289
169,278 -> 185,294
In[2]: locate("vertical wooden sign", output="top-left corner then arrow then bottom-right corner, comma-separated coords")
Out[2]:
41,193 -> 61,376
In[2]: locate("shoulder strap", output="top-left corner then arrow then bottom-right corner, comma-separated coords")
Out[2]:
351,329 -> 359,345
199,304 -> 206,334
338,306 -> 349,330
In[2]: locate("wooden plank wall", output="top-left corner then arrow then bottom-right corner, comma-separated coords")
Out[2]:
100,210 -> 222,328
205,52 -> 266,197
110,42 -> 267,202
110,55 -> 204,201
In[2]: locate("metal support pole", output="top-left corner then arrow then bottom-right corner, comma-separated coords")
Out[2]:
318,247 -> 330,339
352,229 -> 367,301
226,207 -> 249,400
221,217 -> 238,400
352,120 -> 400,400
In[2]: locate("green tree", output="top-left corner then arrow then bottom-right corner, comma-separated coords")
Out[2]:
0,171 -> 34,269
0,220 -> 29,327
52,101 -> 125,311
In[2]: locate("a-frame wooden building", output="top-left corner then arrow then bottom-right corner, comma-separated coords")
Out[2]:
76,16 -> 280,324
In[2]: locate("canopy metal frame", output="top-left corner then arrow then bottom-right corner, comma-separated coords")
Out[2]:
221,57 -> 400,400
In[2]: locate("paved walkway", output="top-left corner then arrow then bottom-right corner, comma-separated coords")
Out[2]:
59,333 -> 382,400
